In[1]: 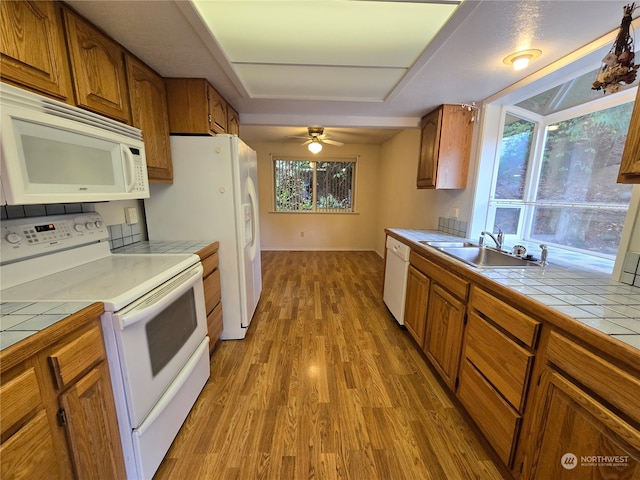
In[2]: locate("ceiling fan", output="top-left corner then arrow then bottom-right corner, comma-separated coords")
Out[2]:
289,127 -> 344,153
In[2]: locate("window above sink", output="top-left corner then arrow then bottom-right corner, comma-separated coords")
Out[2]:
470,38 -> 640,276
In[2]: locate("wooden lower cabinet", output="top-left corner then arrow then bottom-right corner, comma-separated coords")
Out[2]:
518,329 -> 640,479
403,264 -> 429,345
423,283 -> 465,389
405,250 -> 468,391
0,365 -> 67,479
459,287 -> 539,469
527,368 -> 640,479
60,363 -> 124,479
458,359 -> 522,465
0,304 -> 125,480
197,241 -> 223,351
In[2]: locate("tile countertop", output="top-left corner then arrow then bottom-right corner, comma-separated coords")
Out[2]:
0,241 -> 215,351
388,229 -> 640,351
0,301 -> 94,350
111,240 -> 215,255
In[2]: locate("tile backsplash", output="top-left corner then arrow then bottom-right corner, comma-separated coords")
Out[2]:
621,251 -> 640,287
1,203 -> 95,219
438,216 -> 468,238
1,203 -> 141,250
108,223 -> 142,250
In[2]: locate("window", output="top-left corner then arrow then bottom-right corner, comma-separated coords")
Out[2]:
273,156 -> 356,213
489,93 -> 635,258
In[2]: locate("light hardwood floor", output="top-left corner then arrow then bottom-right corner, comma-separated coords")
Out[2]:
154,251 -> 510,480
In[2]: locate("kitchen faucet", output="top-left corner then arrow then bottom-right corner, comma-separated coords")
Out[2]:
539,244 -> 548,266
479,229 -> 504,250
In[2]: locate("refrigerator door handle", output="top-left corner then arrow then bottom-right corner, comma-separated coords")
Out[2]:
247,176 -> 259,262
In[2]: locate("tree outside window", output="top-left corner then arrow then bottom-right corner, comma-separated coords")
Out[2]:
273,157 -> 356,213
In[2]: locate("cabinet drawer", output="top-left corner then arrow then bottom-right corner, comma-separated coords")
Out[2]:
204,268 -> 222,315
470,286 -> 540,348
48,325 -> 105,390
457,359 -> 521,467
547,330 -> 640,424
0,410 -> 61,479
465,313 -> 534,412
409,251 -> 468,300
201,251 -> 219,278
207,302 -> 223,347
0,367 -> 42,438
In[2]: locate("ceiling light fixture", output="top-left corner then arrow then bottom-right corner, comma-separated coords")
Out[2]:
308,138 -> 322,154
503,49 -> 542,71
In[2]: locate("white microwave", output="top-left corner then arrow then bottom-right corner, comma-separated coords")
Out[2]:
0,83 -> 149,205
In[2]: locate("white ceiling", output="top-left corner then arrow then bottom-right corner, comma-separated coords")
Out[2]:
65,0 -> 633,146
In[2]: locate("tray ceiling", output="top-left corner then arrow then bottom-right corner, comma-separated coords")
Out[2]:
192,0 -> 459,101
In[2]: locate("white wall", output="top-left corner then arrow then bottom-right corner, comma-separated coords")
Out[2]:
373,127 -> 479,256
252,141 -> 382,251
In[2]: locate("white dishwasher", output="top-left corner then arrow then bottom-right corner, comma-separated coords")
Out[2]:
383,236 -> 411,325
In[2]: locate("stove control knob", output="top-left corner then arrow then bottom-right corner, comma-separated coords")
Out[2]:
6,232 -> 21,244
85,222 -> 96,230
95,220 -> 104,229
74,223 -> 86,232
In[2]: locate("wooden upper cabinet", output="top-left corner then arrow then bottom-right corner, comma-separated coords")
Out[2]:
63,7 -> 130,123
0,1 -> 73,102
208,84 -> 227,134
417,104 -> 473,189
227,103 -> 240,136
166,78 -> 237,136
126,54 -> 173,183
618,86 -> 640,183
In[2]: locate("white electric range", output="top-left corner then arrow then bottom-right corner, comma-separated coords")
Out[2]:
0,212 -> 210,480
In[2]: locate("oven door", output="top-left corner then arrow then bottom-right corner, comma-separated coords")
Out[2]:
111,262 -> 207,427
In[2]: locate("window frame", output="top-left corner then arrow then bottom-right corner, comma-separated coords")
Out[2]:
486,87 -> 637,258
270,154 -> 358,214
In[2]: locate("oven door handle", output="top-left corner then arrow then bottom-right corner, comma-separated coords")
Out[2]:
118,263 -> 203,329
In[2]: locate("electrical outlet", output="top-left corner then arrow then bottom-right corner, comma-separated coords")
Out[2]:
125,207 -> 138,224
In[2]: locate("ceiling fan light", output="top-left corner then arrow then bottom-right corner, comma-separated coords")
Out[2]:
308,139 -> 322,154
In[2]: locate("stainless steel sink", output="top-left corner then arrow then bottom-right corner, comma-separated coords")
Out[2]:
419,240 -> 478,248
437,246 -> 540,268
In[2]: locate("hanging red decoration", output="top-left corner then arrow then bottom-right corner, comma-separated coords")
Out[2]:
592,3 -> 638,94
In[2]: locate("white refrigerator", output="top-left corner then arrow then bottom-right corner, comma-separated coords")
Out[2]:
144,134 -> 262,340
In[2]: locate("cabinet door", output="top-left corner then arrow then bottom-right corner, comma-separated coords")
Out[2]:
227,103 -> 240,136
403,265 -> 429,346
0,1 -> 73,102
126,54 -> 173,183
207,84 -> 227,134
618,86 -> 640,183
0,364 -> 71,479
417,108 -> 440,188
63,8 -> 130,123
0,410 -> 65,479
529,369 -> 640,479
424,283 -> 465,389
60,362 -> 126,479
